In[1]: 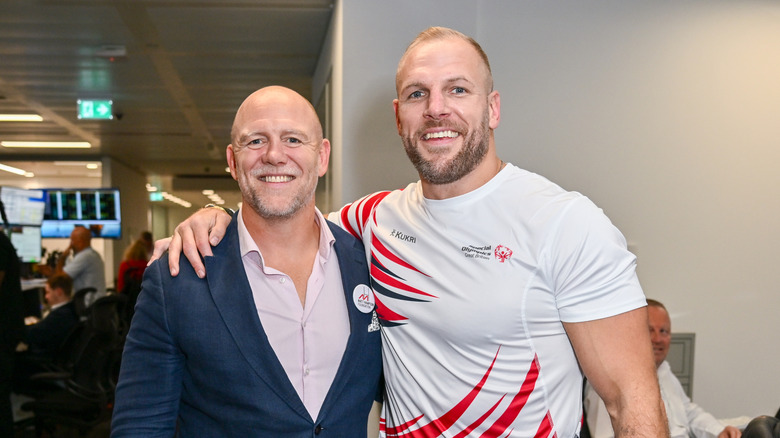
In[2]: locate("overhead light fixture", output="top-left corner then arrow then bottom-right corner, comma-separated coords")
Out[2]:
96,45 -> 127,59
0,162 -> 28,176
0,114 -> 43,122
1,141 -> 91,148
161,191 -> 192,208
53,161 -> 101,167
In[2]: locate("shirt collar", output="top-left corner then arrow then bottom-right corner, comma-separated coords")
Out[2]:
49,301 -> 68,311
236,207 -> 335,268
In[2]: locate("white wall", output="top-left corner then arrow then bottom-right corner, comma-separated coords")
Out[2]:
325,0 -> 780,418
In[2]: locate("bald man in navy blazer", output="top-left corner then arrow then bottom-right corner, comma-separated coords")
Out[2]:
111,87 -> 382,437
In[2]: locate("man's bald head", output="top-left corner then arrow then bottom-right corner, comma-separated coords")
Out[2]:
230,86 -> 323,146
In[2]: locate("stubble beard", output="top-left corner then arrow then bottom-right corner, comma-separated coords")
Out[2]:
402,110 -> 490,185
238,168 -> 318,221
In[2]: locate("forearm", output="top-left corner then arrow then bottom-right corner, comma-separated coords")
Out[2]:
687,402 -> 726,437
54,251 -> 68,274
609,390 -> 669,437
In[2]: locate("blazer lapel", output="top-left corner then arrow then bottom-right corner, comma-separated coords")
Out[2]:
316,221 -> 375,420
204,218 -> 311,421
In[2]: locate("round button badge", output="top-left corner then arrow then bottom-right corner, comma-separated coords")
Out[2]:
352,284 -> 375,313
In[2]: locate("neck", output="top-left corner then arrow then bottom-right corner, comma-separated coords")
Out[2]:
421,149 -> 504,200
49,295 -> 68,307
242,205 -> 320,257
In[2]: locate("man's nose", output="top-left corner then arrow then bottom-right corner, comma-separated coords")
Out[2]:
423,90 -> 450,120
262,139 -> 288,164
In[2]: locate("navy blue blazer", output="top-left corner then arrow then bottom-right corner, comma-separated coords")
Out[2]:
25,300 -> 79,359
112,218 -> 382,437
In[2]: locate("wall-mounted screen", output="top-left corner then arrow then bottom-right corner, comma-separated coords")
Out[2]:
5,225 -> 43,263
41,188 -> 121,239
0,187 -> 46,226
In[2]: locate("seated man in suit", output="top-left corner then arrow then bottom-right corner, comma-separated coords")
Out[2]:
19,273 -> 79,360
585,298 -> 752,438
13,273 -> 79,396
111,86 -> 382,437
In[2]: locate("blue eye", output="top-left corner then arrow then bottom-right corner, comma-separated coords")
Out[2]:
245,138 -> 267,149
409,90 -> 424,99
452,87 -> 466,94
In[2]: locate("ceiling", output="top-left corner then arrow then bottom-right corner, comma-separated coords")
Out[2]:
0,0 -> 334,209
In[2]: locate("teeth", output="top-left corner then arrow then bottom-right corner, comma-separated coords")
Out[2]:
424,130 -> 458,140
262,175 -> 293,183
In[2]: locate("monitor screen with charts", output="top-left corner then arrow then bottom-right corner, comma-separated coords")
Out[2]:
41,188 -> 121,239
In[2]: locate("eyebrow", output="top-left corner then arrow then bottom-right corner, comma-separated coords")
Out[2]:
237,128 -> 312,145
400,76 -> 477,94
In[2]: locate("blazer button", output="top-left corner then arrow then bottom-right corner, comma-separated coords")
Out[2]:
314,424 -> 323,434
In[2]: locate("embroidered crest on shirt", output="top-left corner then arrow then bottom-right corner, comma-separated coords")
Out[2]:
494,245 -> 513,263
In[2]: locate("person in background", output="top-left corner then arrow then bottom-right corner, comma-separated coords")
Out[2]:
138,231 -> 153,259
12,273 -> 80,398
585,298 -> 760,438
0,200 -> 25,437
18,273 -> 78,360
156,27 -> 667,437
111,86 -> 382,437
117,239 -> 148,294
39,226 -> 106,306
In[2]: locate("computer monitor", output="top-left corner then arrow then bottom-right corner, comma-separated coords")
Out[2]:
0,186 -> 46,226
41,188 -> 122,238
7,225 -> 43,264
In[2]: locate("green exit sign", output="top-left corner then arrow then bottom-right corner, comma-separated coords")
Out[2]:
77,99 -> 113,120
149,192 -> 163,202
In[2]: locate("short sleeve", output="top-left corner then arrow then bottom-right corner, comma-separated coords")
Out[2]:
542,197 -> 646,322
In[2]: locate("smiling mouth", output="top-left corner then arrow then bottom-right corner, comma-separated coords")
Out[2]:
260,175 -> 294,183
423,130 -> 459,140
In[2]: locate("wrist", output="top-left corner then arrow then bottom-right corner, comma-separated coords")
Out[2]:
203,203 -> 235,216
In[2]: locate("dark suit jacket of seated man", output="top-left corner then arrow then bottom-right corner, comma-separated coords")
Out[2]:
24,273 -> 79,359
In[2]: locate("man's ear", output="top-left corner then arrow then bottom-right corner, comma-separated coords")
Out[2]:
318,139 -> 331,177
488,91 -> 500,130
226,144 -> 238,180
393,99 -> 403,135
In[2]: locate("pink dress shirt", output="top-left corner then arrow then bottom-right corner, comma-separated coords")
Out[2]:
237,209 -> 349,421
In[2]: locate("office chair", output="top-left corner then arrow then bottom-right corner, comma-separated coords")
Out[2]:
19,294 -> 127,437
71,287 -> 97,319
